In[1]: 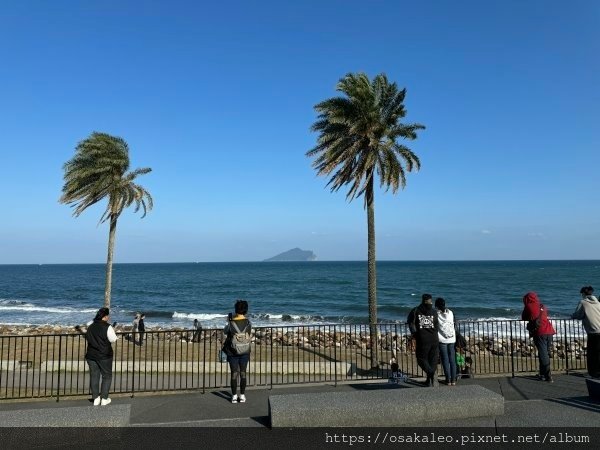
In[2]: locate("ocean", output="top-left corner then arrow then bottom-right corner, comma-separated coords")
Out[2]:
0,261 -> 598,329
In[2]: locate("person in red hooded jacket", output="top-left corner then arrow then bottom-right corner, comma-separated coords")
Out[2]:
522,292 -> 556,382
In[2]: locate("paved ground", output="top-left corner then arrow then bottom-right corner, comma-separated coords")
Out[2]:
0,373 -> 598,428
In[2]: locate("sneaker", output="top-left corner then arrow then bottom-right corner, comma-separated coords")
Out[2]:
93,397 -> 101,406
546,376 -> 554,383
100,398 -> 111,406
536,374 -> 545,381
239,394 -> 246,403
231,394 -> 238,403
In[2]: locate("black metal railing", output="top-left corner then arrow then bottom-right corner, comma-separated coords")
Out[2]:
0,319 -> 589,400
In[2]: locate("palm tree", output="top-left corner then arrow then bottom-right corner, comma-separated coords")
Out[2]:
60,132 -> 153,308
307,73 -> 425,367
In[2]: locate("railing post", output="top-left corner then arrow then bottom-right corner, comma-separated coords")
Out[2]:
0,337 -> 3,398
270,327 -> 273,390
563,319 -> 569,375
334,326 -> 338,388
510,321 -> 515,378
131,333 -> 136,397
56,335 -> 62,402
202,330 -> 206,395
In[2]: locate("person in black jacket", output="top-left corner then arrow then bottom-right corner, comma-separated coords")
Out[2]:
84,307 -> 118,405
138,313 -> 145,346
407,294 -> 440,386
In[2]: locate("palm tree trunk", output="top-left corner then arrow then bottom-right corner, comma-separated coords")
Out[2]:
366,178 -> 378,368
104,213 -> 118,308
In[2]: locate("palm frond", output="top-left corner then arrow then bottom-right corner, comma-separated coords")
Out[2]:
307,72 -> 424,206
60,132 -> 153,222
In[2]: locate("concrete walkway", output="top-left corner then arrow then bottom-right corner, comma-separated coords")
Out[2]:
0,373 -> 598,428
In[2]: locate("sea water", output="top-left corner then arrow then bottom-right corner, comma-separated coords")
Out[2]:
0,261 -> 597,328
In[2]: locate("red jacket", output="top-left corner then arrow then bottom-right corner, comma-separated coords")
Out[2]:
521,292 -> 555,336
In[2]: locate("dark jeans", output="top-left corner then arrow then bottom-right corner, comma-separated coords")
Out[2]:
533,334 -> 553,378
587,333 -> 600,377
138,331 -> 144,346
86,358 -> 112,399
438,342 -> 457,383
227,353 -> 250,395
416,341 -> 439,378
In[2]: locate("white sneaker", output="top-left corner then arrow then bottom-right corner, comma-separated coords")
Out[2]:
93,397 -> 101,406
239,394 -> 246,403
100,398 -> 111,406
231,394 -> 238,403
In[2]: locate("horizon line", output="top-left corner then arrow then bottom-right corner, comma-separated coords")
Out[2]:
1,258 -> 600,266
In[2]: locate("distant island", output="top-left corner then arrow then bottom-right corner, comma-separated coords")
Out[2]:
263,248 -> 317,262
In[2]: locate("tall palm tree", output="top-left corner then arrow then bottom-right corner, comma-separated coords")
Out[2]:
60,132 -> 153,308
307,73 -> 425,367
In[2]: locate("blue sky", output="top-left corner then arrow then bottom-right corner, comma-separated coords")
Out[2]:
0,0 -> 598,263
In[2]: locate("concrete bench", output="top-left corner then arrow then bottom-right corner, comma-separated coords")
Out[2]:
586,378 -> 600,400
269,385 -> 504,427
0,405 -> 130,427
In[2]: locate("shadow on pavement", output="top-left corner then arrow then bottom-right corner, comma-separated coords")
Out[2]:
547,396 -> 600,414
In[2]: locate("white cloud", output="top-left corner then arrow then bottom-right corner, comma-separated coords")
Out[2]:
481,229 -> 492,235
527,232 -> 546,239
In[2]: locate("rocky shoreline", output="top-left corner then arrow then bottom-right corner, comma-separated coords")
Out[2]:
0,324 -> 588,359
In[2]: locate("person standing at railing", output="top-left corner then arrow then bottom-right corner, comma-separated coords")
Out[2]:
138,313 -> 145,346
82,307 -> 118,406
131,313 -> 140,342
435,297 -> 457,386
407,294 -> 440,387
192,318 -> 203,342
222,300 -> 252,403
521,292 -> 556,383
572,286 -> 600,379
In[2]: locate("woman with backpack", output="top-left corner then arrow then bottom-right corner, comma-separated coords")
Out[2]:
435,297 -> 458,386
522,292 -> 556,382
222,300 -> 252,403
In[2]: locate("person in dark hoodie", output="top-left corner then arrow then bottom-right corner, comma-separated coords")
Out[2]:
522,292 -> 556,382
84,307 -> 118,405
138,313 -> 145,346
407,294 -> 440,386
572,286 -> 600,378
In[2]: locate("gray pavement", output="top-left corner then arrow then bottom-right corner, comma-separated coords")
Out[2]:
0,373 -> 598,427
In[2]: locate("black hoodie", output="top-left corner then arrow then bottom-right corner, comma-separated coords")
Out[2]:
407,303 -> 439,344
